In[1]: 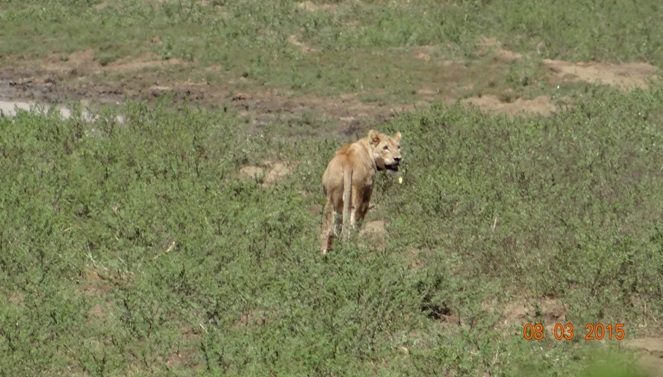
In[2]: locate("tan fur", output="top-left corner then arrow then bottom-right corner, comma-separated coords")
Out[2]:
320,129 -> 402,254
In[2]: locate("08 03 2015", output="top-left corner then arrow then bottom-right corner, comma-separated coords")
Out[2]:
523,323 -> 625,341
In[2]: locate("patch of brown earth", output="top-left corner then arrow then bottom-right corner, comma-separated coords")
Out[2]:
106,53 -> 187,73
625,337 -> 663,377
405,247 -> 429,270
498,297 -> 567,329
232,91 -> 404,136
545,59 -> 659,90
415,51 -> 431,62
87,303 -> 107,319
479,37 -> 523,63
308,204 -> 323,216
462,94 -> 556,116
94,2 -> 110,10
86,301 -> 119,327
288,34 -> 317,53
7,292 -> 24,305
2,35 -> 660,132
412,45 -> 458,66
166,349 -> 201,369
359,220 -> 387,250
40,50 -> 185,75
239,160 -> 293,187
161,326 -> 204,370
478,36 -> 659,91
231,309 -> 273,329
296,1 -> 339,12
78,266 -> 112,296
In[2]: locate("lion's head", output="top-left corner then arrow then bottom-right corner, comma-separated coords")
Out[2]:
368,129 -> 402,172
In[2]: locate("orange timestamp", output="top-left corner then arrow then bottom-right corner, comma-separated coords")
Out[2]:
523,323 -> 625,341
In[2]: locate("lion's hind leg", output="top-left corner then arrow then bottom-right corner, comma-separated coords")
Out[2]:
320,200 -> 334,255
340,167 -> 353,243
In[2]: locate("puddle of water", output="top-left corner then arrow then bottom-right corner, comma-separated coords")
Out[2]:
0,100 -> 124,123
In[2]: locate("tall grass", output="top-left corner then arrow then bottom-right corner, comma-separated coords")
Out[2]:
2,85 -> 662,375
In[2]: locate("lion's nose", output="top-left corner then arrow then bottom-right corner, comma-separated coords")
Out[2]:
394,157 -> 402,163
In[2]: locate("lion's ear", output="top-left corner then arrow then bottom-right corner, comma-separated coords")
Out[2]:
368,129 -> 381,145
393,131 -> 402,141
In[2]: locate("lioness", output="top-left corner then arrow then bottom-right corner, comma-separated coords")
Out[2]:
320,129 -> 402,254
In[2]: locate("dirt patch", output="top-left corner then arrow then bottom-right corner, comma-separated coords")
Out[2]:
86,301 -> 118,327
296,1 -> 339,12
7,292 -> 24,305
462,94 -> 557,116
624,338 -> 663,377
40,50 -> 185,76
544,59 -> 659,90
308,204 -> 323,216
468,37 -> 659,93
231,91 -> 401,136
239,160 -> 293,187
626,337 -> 663,355
499,297 -> 566,328
231,309 -> 273,329
288,34 -> 317,53
78,266 -> 112,296
405,247 -> 429,270
2,35 -> 660,130
107,53 -> 186,73
479,37 -> 523,63
415,51 -> 431,62
166,349 -> 200,369
94,1 -> 110,10
88,303 -> 106,319
358,220 -> 387,251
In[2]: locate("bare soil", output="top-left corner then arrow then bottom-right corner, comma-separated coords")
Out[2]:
359,220 -> 387,250
239,160 -> 294,187
1,38 -> 658,135
544,59 -> 658,90
625,337 -> 663,377
462,94 -> 557,116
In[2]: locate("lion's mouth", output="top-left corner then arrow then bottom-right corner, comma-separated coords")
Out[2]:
385,163 -> 400,172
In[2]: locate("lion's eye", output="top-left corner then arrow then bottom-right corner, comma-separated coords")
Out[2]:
397,145 -> 401,149
383,145 -> 389,150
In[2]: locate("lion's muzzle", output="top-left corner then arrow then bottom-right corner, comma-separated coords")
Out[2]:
385,157 -> 401,171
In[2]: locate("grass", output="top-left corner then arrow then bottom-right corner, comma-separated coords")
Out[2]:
2,0 -> 663,376
3,87 -> 663,375
1,0 -> 662,104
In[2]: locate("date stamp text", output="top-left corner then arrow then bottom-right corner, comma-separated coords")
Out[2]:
523,323 -> 625,341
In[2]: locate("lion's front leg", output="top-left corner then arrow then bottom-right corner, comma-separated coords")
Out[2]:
343,188 -> 362,243
351,187 -> 367,228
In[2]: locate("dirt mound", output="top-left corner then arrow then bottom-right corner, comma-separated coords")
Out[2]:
499,297 -> 566,327
359,220 -> 387,250
296,1 -> 338,12
544,59 -> 659,90
462,94 -> 556,116
239,160 -> 293,187
287,34 -> 317,53
479,37 -> 523,63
